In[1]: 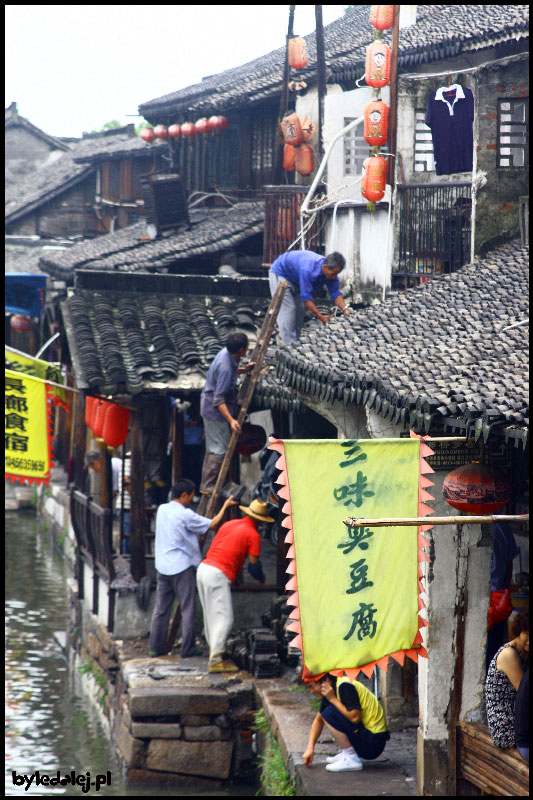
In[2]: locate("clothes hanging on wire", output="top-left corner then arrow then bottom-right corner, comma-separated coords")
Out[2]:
425,84 -> 474,175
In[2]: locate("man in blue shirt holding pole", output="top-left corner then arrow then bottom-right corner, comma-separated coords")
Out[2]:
269,250 -> 350,344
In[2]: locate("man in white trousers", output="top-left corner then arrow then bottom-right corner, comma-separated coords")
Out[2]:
197,499 -> 274,672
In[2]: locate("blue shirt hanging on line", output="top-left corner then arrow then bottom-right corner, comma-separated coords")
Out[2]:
425,84 -> 474,175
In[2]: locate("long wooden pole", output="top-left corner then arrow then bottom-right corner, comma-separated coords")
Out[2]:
315,5 -> 326,161
272,5 -> 295,184
387,5 -> 401,186
344,514 -> 529,528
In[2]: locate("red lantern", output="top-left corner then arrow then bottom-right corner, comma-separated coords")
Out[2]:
235,424 -> 267,457
295,143 -> 314,175
93,399 -> 111,440
195,117 -> 210,135
300,118 -> 317,142
442,462 -> 512,515
168,124 -> 181,138
365,41 -> 391,88
282,143 -> 296,171
369,5 -> 395,30
281,113 -> 303,146
85,396 -> 98,432
364,100 -> 389,147
139,127 -> 155,143
102,404 -> 130,449
207,116 -> 220,132
288,37 -> 309,70
10,314 -> 31,332
361,156 -> 387,202
153,125 -> 169,139
181,122 -> 196,137
217,115 -> 230,130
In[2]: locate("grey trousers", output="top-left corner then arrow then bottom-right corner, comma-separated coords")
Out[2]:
268,270 -> 304,344
149,566 -> 197,656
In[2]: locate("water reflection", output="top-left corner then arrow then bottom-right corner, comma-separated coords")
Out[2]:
5,510 -> 253,797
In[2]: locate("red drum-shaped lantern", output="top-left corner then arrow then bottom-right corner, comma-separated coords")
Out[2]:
282,143 -> 295,171
181,122 -> 196,137
85,396 -> 98,432
442,462 -> 512,515
140,127 -> 155,143
295,143 -> 314,175
361,156 -> 387,202
280,113 -> 303,146
102,404 -> 130,449
365,41 -> 391,88
300,118 -> 317,142
10,314 -> 31,331
207,116 -> 220,132
153,125 -> 169,139
168,124 -> 181,138
217,115 -> 230,130
235,424 -> 267,457
364,100 -> 390,147
288,36 -> 309,70
369,5 -> 395,30
93,399 -> 111,440
195,117 -> 210,135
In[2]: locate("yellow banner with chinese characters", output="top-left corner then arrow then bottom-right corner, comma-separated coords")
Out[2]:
5,369 -> 52,486
273,438 -> 429,677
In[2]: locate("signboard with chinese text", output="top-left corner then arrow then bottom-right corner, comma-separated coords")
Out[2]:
5,369 -> 53,486
269,437 -> 432,679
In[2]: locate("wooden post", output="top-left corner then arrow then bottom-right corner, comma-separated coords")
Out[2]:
171,406 -> 184,487
315,5 -> 327,161
73,391 -> 87,490
129,408 -> 146,581
387,5 -> 401,187
98,440 -> 112,512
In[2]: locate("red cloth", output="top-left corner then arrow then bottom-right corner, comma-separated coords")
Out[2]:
203,516 -> 261,583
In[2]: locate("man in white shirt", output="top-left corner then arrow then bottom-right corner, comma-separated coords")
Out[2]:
149,478 -> 236,658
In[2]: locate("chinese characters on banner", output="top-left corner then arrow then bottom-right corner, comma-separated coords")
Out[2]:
269,437 -> 432,678
5,369 -> 53,486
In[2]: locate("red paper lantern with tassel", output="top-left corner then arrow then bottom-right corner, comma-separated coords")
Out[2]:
102,404 -> 130,449
181,122 -> 196,137
280,113 -> 303,146
85,396 -> 98,432
139,127 -> 155,143
442,462 -> 512,515
195,118 -> 210,135
365,41 -> 391,88
153,125 -> 169,139
361,156 -> 387,202
364,100 -> 390,147
93,399 -> 111,440
168,124 -> 181,138
369,5 -> 395,31
295,143 -> 314,175
288,37 -> 309,70
282,143 -> 296,171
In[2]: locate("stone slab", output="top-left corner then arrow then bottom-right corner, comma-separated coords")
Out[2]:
129,686 -> 229,718
183,725 -> 231,741
146,738 -> 234,779
131,721 -> 182,739
117,722 -> 144,768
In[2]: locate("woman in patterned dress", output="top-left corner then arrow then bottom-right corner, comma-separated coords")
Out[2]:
485,608 -> 529,749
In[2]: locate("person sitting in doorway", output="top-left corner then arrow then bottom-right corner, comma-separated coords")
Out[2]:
485,607 -> 529,751
149,479 -> 236,658
303,672 -> 390,772
196,498 -> 273,673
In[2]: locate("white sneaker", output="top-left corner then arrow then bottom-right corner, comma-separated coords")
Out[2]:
326,750 -> 343,764
325,753 -> 363,772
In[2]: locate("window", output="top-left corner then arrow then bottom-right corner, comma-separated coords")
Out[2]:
343,118 -> 367,177
414,109 -> 434,172
498,99 -> 529,168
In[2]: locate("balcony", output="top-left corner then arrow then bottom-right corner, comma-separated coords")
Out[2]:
262,185 -> 324,268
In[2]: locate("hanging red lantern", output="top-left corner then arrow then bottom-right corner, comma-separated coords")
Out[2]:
168,124 -> 181,138
364,100 -> 390,147
207,116 -> 220,132
288,36 -> 309,70
282,143 -> 296,171
217,115 -> 230,130
442,462 -> 512,515
85,396 -> 98,432
361,156 -> 387,202
295,143 -> 314,175
195,117 -> 210,135
235,424 -> 267,457
153,125 -> 169,139
280,112 -> 303,146
93,399 -> 111,440
300,118 -> 317,142
10,314 -> 31,332
139,127 -> 155,143
102,404 -> 130,449
365,41 -> 391,88
369,5 -> 395,30
181,122 -> 196,137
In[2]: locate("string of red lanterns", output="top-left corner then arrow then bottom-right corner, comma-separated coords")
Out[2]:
139,115 -> 230,143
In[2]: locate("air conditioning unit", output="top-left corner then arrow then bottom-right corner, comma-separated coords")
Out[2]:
140,173 -> 190,235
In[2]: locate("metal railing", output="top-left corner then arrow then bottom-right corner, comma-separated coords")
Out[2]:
395,182 -> 472,277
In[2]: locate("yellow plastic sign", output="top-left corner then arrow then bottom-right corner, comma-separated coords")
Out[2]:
5,369 -> 52,486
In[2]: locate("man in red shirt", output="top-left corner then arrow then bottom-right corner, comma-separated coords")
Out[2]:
197,498 -> 274,672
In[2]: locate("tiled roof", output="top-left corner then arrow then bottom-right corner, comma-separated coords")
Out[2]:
139,5 -> 529,118
5,131 -> 137,224
5,102 -> 69,152
72,135 -> 167,163
40,201 -> 265,280
273,241 -> 529,443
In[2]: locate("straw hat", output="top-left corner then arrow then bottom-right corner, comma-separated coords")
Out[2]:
239,498 -> 275,523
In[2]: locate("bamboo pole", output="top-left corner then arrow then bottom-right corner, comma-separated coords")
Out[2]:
343,514 -> 529,528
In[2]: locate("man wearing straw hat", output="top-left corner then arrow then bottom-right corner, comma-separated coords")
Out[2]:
197,498 -> 274,673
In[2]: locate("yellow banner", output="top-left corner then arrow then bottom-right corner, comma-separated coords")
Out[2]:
279,438 -> 423,676
5,346 -> 62,384
5,369 -> 52,485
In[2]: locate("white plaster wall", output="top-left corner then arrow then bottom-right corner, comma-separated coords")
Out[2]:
83,562 -> 95,612
97,577 -> 110,628
359,207 -> 392,293
325,210 -> 359,289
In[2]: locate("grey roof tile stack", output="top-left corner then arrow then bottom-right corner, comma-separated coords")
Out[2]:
272,241 -> 529,444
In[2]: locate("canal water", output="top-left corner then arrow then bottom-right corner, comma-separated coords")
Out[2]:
5,510 -> 255,797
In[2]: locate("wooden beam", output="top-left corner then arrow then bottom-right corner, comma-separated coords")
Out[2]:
315,5 -> 327,161
129,408 -> 146,581
344,514 -> 529,528
387,5 -> 401,186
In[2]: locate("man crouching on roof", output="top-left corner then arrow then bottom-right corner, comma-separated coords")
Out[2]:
303,673 -> 390,772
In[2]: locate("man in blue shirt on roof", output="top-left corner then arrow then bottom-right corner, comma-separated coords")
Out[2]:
269,250 -> 350,344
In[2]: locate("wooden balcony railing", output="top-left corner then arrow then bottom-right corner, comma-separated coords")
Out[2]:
262,185 -> 324,268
